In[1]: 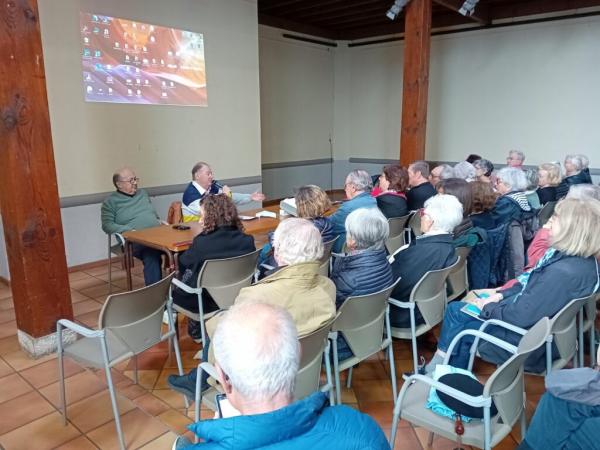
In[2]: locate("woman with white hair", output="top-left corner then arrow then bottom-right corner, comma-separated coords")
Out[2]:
453,161 -> 477,182
331,208 -> 393,309
426,198 -> 600,374
556,154 -> 593,199
491,167 -> 532,226
388,195 -> 462,328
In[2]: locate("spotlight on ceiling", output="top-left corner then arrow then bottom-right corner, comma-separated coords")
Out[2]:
386,0 -> 410,20
459,0 -> 480,16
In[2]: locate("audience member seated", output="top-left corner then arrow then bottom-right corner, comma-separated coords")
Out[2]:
425,198 -> 600,374
469,181 -> 497,230
524,168 -> 541,209
436,178 -> 478,245
473,159 -> 495,184
506,149 -> 525,169
466,154 -> 482,164
182,161 -> 265,222
429,164 -> 455,187
330,169 -> 376,252
258,185 -> 334,270
373,164 -> 409,218
388,195 -> 462,328
172,194 -> 255,339
168,218 -> 336,399
517,345 -> 600,450
173,302 -> 390,450
101,167 -> 163,286
453,161 -> 477,182
536,162 -> 561,204
491,167 -> 532,226
407,161 -> 437,211
557,154 -> 593,199
331,208 -> 393,309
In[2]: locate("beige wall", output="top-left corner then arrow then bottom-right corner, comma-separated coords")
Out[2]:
39,0 -> 261,197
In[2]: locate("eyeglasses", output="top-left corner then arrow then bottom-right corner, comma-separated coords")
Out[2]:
119,177 -> 139,184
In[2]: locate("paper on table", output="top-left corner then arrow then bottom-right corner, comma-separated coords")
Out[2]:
239,215 -> 258,221
255,210 -> 277,219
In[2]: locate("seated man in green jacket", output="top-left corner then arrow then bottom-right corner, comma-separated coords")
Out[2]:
101,167 -> 163,285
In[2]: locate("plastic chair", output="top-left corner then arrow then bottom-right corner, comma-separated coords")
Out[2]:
385,215 -> 410,255
475,296 -> 592,375
537,200 -> 556,227
107,233 -> 127,294
407,211 -> 422,241
390,317 -> 551,450
171,249 -> 261,347
56,273 -> 186,450
389,258 -> 460,373
578,293 -> 599,366
329,279 -> 401,405
194,320 -> 336,423
447,247 -> 472,302
318,236 -> 338,277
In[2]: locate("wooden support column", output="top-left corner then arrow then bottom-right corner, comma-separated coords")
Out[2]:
400,0 -> 432,166
0,0 -> 73,356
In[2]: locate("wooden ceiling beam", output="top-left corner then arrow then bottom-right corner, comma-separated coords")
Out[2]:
297,0 -> 384,21
433,0 -> 491,25
489,0 -> 600,19
259,0 -> 309,14
258,13 -> 339,40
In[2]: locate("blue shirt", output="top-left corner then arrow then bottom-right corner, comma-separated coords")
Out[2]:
330,192 -> 377,253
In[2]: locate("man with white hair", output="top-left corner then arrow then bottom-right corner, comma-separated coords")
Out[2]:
506,149 -> 525,169
429,164 -> 455,186
330,169 -> 377,252
453,161 -> 477,182
168,218 -> 336,398
407,160 -> 436,210
556,154 -> 593,199
173,302 -> 390,449
388,195 -> 461,329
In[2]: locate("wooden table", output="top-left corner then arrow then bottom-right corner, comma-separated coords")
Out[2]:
122,205 -> 283,290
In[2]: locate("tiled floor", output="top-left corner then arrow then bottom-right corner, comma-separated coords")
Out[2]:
0,264 -> 551,449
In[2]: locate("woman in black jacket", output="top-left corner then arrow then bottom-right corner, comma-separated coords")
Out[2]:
425,198 -> 600,374
174,194 -> 255,336
374,164 -> 409,218
537,162 -> 561,205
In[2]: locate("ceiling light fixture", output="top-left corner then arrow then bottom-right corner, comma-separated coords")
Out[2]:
459,0 -> 480,16
386,0 -> 410,20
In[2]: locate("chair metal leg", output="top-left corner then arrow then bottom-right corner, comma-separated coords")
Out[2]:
591,327 -> 597,367
346,366 -> 353,389
168,303 -> 189,410
410,308 -> 419,374
57,326 -> 67,426
578,309 -> 584,367
133,355 -> 139,384
388,344 -> 398,404
484,406 -> 492,450
323,341 -> 335,406
108,235 -> 113,294
331,334 -> 342,405
194,366 -> 203,444
520,406 -> 527,441
390,401 -> 402,447
101,339 -> 126,450
427,431 -> 434,447
545,340 -> 552,375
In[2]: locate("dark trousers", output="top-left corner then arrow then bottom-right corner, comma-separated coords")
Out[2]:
131,243 -> 163,286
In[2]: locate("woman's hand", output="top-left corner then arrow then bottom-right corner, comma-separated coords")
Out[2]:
474,292 -> 503,309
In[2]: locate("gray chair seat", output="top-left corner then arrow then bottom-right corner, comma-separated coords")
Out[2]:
64,331 -> 132,369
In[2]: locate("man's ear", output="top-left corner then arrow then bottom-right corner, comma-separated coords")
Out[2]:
215,363 -> 233,395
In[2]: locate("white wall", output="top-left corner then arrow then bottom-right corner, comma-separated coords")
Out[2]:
39,0 -> 261,197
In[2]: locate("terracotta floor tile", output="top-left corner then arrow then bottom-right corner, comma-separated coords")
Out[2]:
0,287 -> 12,301
154,367 -> 182,389
0,308 -> 16,324
72,299 -> 103,317
82,265 -> 112,277
95,270 -> 127,282
80,283 -> 119,299
69,276 -> 106,291
125,351 -> 168,371
0,320 -> 17,339
0,390 -> 55,435
0,297 -> 14,310
66,390 -> 135,433
74,311 -> 100,329
137,431 -> 179,449
39,370 -> 107,407
157,408 -> 193,434
152,389 -> 189,409
123,369 -> 161,390
0,335 -> 20,356
69,271 -> 96,282
20,356 -> 84,389
55,435 -> 99,450
115,380 -> 148,401
86,408 -> 168,450
414,426 -> 470,450
0,411 -> 81,450
133,393 -> 171,416
0,373 -> 33,403
352,379 -> 394,403
2,349 -> 56,372
358,401 -> 409,429
162,350 -> 201,369
350,361 -> 389,381
383,426 -> 424,450
70,289 -> 93,303
340,386 -> 358,404
0,357 -> 14,377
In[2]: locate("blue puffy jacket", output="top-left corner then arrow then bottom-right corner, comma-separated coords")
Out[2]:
185,392 -> 390,449
330,193 -> 377,252
331,249 -> 393,309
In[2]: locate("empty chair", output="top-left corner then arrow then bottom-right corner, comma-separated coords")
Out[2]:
318,236 -> 338,277
389,258 -> 460,373
537,200 -> 556,227
390,318 -> 551,450
447,246 -> 472,302
56,273 -> 186,450
172,249 -> 261,347
329,279 -> 401,405
385,214 -> 410,254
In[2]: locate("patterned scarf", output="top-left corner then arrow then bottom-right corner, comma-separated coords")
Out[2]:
512,247 -> 557,303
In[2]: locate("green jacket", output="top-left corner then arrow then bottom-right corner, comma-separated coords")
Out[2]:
101,189 -> 160,235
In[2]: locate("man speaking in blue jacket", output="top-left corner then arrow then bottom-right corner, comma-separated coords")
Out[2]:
173,302 -> 390,450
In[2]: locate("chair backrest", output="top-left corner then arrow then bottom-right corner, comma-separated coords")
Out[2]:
583,293 -> 599,330
166,201 -> 183,224
197,249 -> 261,310
507,220 -> 525,279
318,236 -> 338,276
385,215 -> 410,254
409,258 -> 460,327
549,296 -> 591,363
537,201 -> 556,227
408,211 -> 422,237
447,247 -> 471,300
332,279 -> 400,359
99,273 -> 175,354
294,320 -> 333,400
484,318 -> 550,428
